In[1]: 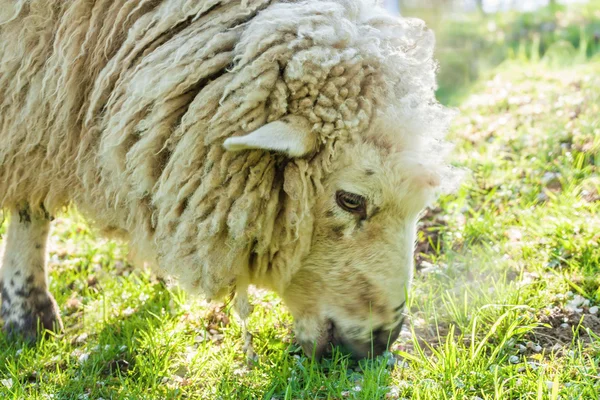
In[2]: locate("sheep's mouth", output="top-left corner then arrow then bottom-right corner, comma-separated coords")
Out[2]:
299,319 -> 356,360
297,319 -> 336,359
298,318 -> 403,360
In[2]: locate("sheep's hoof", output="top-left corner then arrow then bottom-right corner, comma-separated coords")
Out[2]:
1,289 -> 63,342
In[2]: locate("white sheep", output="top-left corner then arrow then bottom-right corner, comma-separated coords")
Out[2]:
0,0 -> 455,358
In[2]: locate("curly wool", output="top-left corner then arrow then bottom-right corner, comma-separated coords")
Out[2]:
0,0 -> 453,299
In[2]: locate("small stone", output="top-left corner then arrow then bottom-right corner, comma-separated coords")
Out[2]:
560,323 -> 570,329
75,333 -> 88,343
78,353 -> 90,364
518,344 -> 527,354
195,334 -> 206,343
65,297 -> 83,311
546,381 -> 554,390
533,345 -> 542,353
509,355 -> 520,364
1,379 -> 13,389
385,386 -> 400,399
551,344 -> 562,352
589,306 -> 598,314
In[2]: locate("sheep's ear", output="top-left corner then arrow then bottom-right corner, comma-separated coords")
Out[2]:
223,116 -> 316,157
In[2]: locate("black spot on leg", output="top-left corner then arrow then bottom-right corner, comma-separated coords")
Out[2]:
18,207 -> 31,224
26,275 -> 34,286
14,271 -> 21,277
365,169 -> 374,176
35,243 -> 42,249
1,284 -> 11,306
15,284 -> 33,298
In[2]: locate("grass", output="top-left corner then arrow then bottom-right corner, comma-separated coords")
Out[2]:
2,29 -> 600,400
415,0 -> 600,105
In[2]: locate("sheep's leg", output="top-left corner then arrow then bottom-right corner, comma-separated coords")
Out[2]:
0,206 -> 62,341
234,290 -> 257,364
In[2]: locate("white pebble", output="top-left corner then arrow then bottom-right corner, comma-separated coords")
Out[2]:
546,381 -> 554,390
1,379 -> 13,389
78,353 -> 90,364
509,355 -> 520,364
560,323 -> 570,328
589,306 -> 598,314
533,345 -> 542,353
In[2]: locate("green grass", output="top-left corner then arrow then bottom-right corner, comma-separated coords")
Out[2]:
418,0 -> 600,105
1,58 -> 600,400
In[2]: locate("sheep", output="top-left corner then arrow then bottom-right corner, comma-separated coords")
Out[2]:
0,0 -> 456,359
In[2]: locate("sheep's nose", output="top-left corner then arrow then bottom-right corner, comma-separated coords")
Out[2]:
300,320 -> 404,360
330,322 -> 403,360
345,323 -> 403,359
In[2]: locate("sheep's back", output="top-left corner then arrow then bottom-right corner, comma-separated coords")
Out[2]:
0,0 -> 270,216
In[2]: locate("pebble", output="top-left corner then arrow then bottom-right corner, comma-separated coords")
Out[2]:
560,323 -> 570,329
78,353 -> 90,364
509,355 -> 520,364
518,344 -> 527,354
76,333 -> 89,343
551,344 -> 562,352
0,379 -> 13,389
590,306 -> 598,314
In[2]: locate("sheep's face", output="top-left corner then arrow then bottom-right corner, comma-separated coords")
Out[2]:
281,139 -> 440,359
224,117 -> 442,359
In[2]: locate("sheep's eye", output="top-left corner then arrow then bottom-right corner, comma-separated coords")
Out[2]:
336,190 -> 367,217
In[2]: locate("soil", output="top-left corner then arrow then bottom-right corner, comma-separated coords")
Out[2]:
529,306 -> 600,350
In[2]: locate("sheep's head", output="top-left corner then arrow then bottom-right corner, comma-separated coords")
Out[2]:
283,139 -> 441,359
224,115 -> 445,359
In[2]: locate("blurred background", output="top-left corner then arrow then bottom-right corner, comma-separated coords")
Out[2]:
382,0 -> 600,105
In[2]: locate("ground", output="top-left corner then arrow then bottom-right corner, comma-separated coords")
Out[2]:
0,60 -> 599,399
